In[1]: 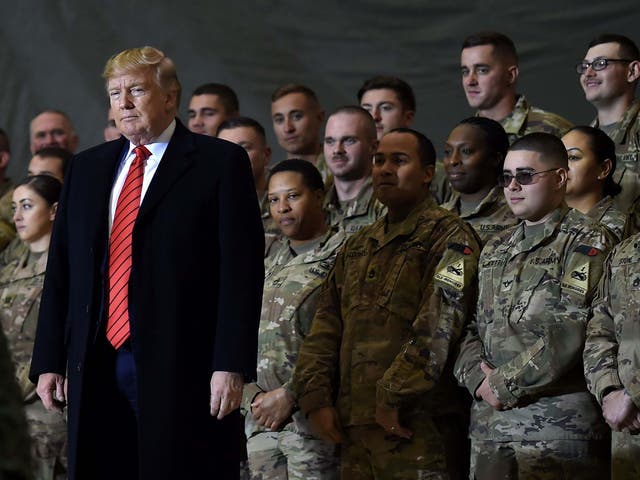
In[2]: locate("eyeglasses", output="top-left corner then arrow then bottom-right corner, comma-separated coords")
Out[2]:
575,58 -> 632,74
498,168 -> 558,187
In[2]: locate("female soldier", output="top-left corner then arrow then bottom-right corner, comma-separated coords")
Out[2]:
441,116 -> 518,245
562,126 -> 627,241
2,175 -> 64,479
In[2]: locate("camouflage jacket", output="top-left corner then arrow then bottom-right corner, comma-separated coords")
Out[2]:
592,100 -> 640,212
430,161 -> 454,205
243,227 -> 346,437
0,325 -> 31,480
586,195 -> 627,242
0,247 -> 47,402
0,182 -> 16,252
294,196 -> 481,427
455,206 -> 615,441
499,94 -> 573,145
323,176 -> 386,236
584,232 -> 640,407
441,186 -> 519,246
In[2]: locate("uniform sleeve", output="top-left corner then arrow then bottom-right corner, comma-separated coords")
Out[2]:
583,250 -> 625,404
377,223 -> 480,407
489,231 -> 614,408
292,252 -> 344,415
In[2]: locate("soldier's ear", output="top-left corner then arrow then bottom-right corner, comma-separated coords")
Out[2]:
506,65 -> 519,85
627,60 -> 640,84
49,202 -> 58,221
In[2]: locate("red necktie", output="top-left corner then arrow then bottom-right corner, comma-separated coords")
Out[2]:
106,145 -> 151,349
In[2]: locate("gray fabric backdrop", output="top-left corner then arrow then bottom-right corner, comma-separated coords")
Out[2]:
0,0 -> 638,178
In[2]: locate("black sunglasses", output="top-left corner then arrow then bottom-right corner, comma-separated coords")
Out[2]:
498,168 -> 558,187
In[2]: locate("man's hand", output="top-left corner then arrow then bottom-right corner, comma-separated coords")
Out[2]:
37,373 -> 66,413
602,389 -> 640,432
308,406 -> 343,444
210,371 -> 243,420
375,404 -> 412,439
251,387 -> 295,431
475,362 -> 504,411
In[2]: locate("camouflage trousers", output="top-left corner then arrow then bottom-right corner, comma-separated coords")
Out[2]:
25,401 -> 67,480
471,438 -> 610,480
612,430 -> 640,479
247,429 -> 338,479
341,413 -> 468,480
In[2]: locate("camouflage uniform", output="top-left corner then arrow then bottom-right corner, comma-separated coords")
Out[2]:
0,248 -> 67,480
294,196 -> 481,479
243,227 -> 346,480
315,153 -> 333,189
455,206 -> 615,480
591,100 -> 640,213
0,317 -> 31,480
499,95 -> 573,145
585,196 -> 628,242
430,161 -> 453,205
0,182 -> 16,252
584,232 -> 640,479
323,177 -> 386,236
441,186 -> 518,246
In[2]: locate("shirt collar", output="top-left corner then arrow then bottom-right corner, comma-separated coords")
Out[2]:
125,119 -> 176,165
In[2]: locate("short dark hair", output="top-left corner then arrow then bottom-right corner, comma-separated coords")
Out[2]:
462,32 -> 518,64
357,76 -> 416,112
509,132 -> 568,168
0,128 -> 9,153
458,116 -> 510,171
587,34 -> 640,61
15,174 -> 62,207
387,128 -> 436,167
271,84 -> 320,107
34,146 -> 72,177
565,126 -> 622,198
329,105 -> 377,141
191,83 -> 239,115
268,159 -> 324,193
217,116 -> 267,142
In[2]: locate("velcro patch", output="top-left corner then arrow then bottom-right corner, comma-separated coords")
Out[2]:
561,261 -> 589,296
434,259 -> 465,291
448,242 -> 473,255
574,245 -> 600,257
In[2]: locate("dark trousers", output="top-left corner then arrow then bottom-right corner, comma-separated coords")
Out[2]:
76,337 -> 140,480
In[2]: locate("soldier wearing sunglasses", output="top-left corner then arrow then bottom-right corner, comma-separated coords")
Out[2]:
578,34 -> 640,213
455,132 -> 616,479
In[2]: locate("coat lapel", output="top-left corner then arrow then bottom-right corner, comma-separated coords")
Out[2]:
137,120 -> 196,220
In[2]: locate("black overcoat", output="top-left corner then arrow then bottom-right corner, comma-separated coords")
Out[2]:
30,120 -> 264,479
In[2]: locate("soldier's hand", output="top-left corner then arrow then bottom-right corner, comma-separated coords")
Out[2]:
251,387 -> 295,431
210,371 -> 243,420
602,389 -> 640,432
308,406 -> 344,444
375,404 -> 413,439
476,362 -> 504,411
37,373 -> 66,413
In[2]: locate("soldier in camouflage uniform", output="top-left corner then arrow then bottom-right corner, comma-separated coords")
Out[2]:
584,232 -> 640,479
441,117 -> 518,245
323,106 -> 386,236
0,322 -> 31,479
271,84 -> 333,186
1,176 -> 65,480
461,32 -> 572,146
578,34 -> 640,213
455,133 -> 615,479
294,129 -> 481,479
562,126 -> 628,241
242,159 -> 343,479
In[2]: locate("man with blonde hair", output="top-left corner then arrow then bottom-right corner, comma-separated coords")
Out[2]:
31,46 -> 264,480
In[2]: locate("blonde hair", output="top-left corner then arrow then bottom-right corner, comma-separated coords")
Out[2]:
103,46 -> 182,107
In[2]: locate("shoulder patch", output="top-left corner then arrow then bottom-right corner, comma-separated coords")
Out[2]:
447,242 -> 473,255
434,259 -> 465,291
561,261 -> 589,296
574,244 -> 600,256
